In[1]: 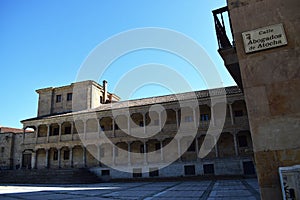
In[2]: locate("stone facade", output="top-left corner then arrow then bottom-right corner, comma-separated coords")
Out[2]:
20,81 -> 256,179
214,0 -> 300,199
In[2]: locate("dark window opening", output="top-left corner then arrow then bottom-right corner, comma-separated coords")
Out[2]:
56,95 -> 62,103
238,135 -> 248,147
200,114 -> 210,121
67,93 -> 72,101
1,147 -> 4,153
155,143 -> 160,151
51,127 -> 59,136
140,144 -> 147,153
139,121 -> 144,127
133,168 -> 142,178
234,110 -> 243,117
114,124 -> 119,130
101,169 -> 110,176
63,150 -> 70,160
187,140 -> 196,152
203,164 -> 214,174
64,126 -> 71,134
149,168 -> 159,177
184,165 -> 196,175
53,151 -> 58,161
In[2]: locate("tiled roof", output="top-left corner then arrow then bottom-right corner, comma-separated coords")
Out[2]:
22,86 -> 242,122
0,127 -> 30,133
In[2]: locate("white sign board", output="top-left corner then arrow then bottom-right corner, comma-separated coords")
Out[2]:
242,23 -> 288,53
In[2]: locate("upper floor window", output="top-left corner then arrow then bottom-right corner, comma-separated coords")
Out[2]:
234,110 -> 243,117
67,93 -> 72,101
238,135 -> 248,147
200,114 -> 210,121
56,95 -> 62,103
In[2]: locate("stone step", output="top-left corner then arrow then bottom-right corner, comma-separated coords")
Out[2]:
0,168 -> 101,184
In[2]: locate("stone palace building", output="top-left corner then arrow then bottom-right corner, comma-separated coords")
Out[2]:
17,80 -> 255,179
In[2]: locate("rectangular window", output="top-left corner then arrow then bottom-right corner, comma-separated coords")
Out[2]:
149,168 -> 159,177
64,126 -> 71,134
234,110 -> 243,117
133,168 -> 142,178
101,170 -> 110,176
53,151 -> 58,160
200,114 -> 210,121
184,165 -> 195,175
56,95 -> 62,103
63,150 -> 70,160
203,164 -> 214,174
67,93 -> 72,101
238,135 -> 248,147
185,116 -> 193,122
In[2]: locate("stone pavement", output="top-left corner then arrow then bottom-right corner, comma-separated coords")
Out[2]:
0,178 -> 260,200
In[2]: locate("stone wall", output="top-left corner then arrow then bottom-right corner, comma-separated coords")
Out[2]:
227,0 -> 300,199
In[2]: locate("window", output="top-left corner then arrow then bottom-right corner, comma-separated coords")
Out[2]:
100,126 -> 105,131
133,168 -> 142,178
234,110 -> 243,117
63,150 -> 70,160
149,168 -> 159,177
1,147 -> 4,153
203,164 -> 214,174
200,114 -> 210,121
187,140 -> 196,152
155,143 -> 160,151
53,151 -> 58,160
101,170 -> 110,176
67,93 -> 72,101
184,165 -> 195,175
140,144 -> 145,153
56,95 -> 62,103
184,116 -> 193,122
52,127 -> 59,136
64,126 -> 71,134
139,121 -> 144,127
238,135 -> 248,147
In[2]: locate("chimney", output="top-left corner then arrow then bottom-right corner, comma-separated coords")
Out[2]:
103,80 -> 108,103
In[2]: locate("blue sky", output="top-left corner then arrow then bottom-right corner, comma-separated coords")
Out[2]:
0,0 -> 234,128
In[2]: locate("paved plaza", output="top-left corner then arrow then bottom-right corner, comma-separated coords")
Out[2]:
0,178 -> 260,200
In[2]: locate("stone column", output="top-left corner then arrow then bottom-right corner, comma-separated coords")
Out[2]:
71,122 -> 74,141
57,148 -> 61,168
160,140 -> 164,162
127,142 -> 131,166
177,138 -> 181,162
83,146 -> 87,167
45,149 -> 49,168
195,137 -> 199,159
233,133 -> 239,156
143,141 -> 148,165
31,152 -> 37,169
83,120 -> 87,140
46,124 -> 50,143
127,115 -> 131,135
58,123 -> 62,142
210,105 -> 215,126
35,127 -> 38,144
70,147 -> 73,167
143,113 -> 146,134
214,137 -> 219,158
112,145 -> 116,166
175,109 -> 179,129
229,103 -> 235,125
193,107 -> 198,128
